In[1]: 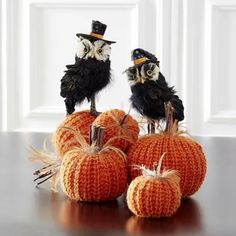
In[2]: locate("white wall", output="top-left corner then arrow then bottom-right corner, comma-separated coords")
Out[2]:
1,0 -> 236,136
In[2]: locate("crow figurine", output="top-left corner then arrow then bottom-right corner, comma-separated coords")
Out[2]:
60,21 -> 116,116
124,48 -> 184,133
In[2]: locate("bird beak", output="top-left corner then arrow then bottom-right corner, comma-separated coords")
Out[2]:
138,76 -> 145,84
90,52 -> 95,58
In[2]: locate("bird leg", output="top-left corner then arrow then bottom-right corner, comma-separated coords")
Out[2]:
151,120 -> 156,134
65,97 -> 75,115
90,95 -> 100,117
147,119 -> 156,134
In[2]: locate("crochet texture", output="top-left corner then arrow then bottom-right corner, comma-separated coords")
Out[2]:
92,109 -> 139,152
60,149 -> 128,202
127,175 -> 181,217
127,135 -> 207,197
53,111 -> 96,156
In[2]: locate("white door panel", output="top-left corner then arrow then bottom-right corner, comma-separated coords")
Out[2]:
1,0 -> 236,135
1,0 -> 161,132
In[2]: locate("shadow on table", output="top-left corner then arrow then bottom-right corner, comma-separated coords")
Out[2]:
34,189 -> 204,235
35,189 -> 131,231
57,197 -> 130,230
126,198 -> 204,235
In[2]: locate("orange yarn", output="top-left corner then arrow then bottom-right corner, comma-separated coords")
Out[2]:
127,135 -> 207,197
92,109 -> 139,152
60,148 -> 128,202
53,111 -> 96,156
127,155 -> 181,217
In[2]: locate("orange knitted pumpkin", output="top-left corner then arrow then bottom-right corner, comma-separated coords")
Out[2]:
127,153 -> 181,217
128,103 -> 207,197
60,126 -> 128,202
92,109 -> 139,152
53,110 -> 96,156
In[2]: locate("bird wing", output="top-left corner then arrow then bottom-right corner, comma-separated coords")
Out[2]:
146,87 -> 161,100
60,75 -> 77,98
60,58 -> 89,98
170,95 -> 185,121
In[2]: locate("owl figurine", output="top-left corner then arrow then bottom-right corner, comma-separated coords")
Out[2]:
125,48 -> 184,133
60,21 -> 115,115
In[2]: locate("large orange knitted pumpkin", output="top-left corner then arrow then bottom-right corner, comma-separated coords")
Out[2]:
128,103 -> 207,197
92,109 -> 139,152
127,153 -> 181,217
53,110 -> 96,156
60,126 -> 128,202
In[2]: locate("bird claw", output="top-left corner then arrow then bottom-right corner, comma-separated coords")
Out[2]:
90,110 -> 101,117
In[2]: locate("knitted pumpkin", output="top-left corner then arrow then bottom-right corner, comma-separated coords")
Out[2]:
53,110 -> 96,156
60,126 -> 128,202
127,153 -> 181,217
92,109 -> 139,152
128,102 -> 207,197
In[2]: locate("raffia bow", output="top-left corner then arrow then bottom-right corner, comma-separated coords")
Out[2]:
28,126 -> 128,192
132,153 -> 180,184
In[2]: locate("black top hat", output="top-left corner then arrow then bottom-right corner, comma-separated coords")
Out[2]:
76,20 -> 116,44
131,48 -> 159,67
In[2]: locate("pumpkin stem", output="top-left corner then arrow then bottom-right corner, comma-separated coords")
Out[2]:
164,102 -> 179,134
97,127 -> 104,150
156,152 -> 166,176
89,125 -> 98,145
164,102 -> 174,133
120,114 -> 128,126
89,125 -> 105,150
120,106 -> 131,126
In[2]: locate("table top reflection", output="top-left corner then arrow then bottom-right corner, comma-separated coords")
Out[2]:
0,132 -> 236,236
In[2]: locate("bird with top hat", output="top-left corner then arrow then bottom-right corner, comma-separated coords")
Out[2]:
60,20 -> 115,116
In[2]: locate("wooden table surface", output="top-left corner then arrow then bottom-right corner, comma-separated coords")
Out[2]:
0,132 -> 236,236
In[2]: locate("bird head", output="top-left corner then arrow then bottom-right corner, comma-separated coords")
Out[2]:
125,48 -> 160,86
75,20 -> 115,62
76,38 -> 112,61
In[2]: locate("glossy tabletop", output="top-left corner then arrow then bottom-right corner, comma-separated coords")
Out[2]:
0,132 -> 235,236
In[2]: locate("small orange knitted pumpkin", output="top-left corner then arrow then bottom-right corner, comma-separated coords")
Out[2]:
127,153 -> 181,217
128,103 -> 207,197
92,109 -> 139,152
53,110 -> 96,156
60,126 -> 128,202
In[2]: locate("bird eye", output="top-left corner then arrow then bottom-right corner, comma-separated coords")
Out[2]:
129,68 -> 136,74
97,48 -> 103,54
126,67 -> 138,82
147,69 -> 153,76
84,47 -> 89,53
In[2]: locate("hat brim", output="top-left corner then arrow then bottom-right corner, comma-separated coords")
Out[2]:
76,33 -> 116,44
133,59 -> 151,68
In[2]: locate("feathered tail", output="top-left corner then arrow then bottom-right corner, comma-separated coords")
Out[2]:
28,145 -> 61,192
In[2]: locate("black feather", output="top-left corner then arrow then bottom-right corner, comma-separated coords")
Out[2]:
60,56 -> 111,114
130,72 -> 184,121
137,48 -> 158,62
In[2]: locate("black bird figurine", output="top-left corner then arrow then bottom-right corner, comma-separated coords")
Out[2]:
125,48 -> 184,133
60,20 -> 116,116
